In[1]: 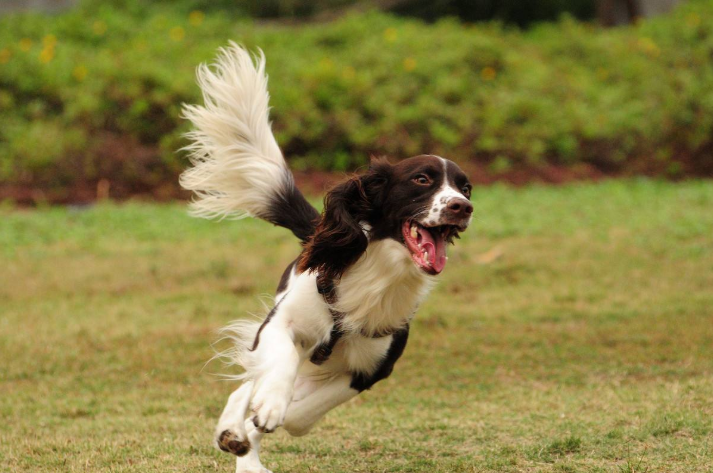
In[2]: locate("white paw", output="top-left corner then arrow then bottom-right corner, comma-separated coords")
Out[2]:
251,387 -> 290,433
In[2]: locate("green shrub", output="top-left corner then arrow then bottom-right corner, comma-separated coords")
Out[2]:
1,1 -> 712,198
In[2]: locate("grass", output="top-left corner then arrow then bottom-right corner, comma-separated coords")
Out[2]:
1,179 -> 712,472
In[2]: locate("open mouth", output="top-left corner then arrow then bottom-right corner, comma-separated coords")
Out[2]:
402,220 -> 461,275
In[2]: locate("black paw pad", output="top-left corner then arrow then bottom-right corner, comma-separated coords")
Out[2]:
217,429 -> 250,456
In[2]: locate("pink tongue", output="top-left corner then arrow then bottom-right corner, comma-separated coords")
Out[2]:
418,227 -> 447,273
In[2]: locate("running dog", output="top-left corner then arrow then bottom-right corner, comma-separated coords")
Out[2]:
180,44 -> 473,472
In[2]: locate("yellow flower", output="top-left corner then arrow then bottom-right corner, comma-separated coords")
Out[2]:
43,34 -> 57,48
403,57 -> 416,71
0,48 -> 11,64
73,65 -> 88,82
93,20 -> 107,36
19,38 -> 33,52
481,66 -> 497,81
170,26 -> 185,41
39,47 -> 54,64
189,10 -> 205,26
342,66 -> 355,79
383,27 -> 397,42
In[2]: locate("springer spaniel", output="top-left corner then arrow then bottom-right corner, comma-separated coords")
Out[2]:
180,44 -> 473,473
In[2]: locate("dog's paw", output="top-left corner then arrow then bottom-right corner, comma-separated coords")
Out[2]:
251,391 -> 289,433
216,429 -> 251,456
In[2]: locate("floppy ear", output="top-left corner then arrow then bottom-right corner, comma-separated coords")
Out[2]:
299,160 -> 391,282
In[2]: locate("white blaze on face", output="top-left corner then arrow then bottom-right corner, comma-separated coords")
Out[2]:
420,157 -> 471,227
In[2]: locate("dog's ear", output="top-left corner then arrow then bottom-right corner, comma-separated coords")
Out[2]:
299,161 -> 391,282
364,156 -> 391,210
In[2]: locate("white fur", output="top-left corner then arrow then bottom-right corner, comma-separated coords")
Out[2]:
216,381 -> 254,446
236,426 -> 270,473
282,374 -> 357,437
220,272 -> 332,378
335,239 -> 434,337
422,156 -> 472,227
216,393 -> 272,473
179,43 -> 292,220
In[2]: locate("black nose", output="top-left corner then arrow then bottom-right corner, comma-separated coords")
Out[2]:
446,199 -> 473,219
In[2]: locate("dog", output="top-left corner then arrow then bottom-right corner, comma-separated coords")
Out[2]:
180,44 -> 473,473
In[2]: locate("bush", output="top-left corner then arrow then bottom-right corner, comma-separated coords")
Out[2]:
1,1 -> 712,200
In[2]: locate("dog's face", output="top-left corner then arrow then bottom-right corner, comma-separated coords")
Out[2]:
300,155 -> 472,281
367,155 -> 473,275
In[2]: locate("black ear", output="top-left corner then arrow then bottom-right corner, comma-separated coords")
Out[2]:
299,161 -> 391,282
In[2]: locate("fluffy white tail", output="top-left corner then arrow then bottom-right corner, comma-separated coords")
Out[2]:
180,43 -> 319,241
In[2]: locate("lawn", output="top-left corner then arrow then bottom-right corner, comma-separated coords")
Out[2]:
1,179 -> 712,472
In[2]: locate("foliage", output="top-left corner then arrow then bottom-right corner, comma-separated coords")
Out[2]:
389,0 -> 595,26
2,180 -> 713,471
1,1 -> 713,197
78,0 -> 596,24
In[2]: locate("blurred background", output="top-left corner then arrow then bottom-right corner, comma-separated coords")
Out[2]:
1,0 -> 711,203
2,2 -> 713,472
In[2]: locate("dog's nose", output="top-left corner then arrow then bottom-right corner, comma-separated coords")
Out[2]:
446,199 -> 473,219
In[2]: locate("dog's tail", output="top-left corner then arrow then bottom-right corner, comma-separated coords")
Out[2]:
179,43 -> 319,243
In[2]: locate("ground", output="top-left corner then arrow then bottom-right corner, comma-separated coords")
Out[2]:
1,180 -> 712,472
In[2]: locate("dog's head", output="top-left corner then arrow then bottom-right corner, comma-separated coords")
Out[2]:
300,155 -> 472,281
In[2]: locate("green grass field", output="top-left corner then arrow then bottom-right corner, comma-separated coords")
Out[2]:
1,180 -> 712,472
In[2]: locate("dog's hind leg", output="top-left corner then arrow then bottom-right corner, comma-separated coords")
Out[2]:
216,380 -> 254,456
282,374 -> 359,437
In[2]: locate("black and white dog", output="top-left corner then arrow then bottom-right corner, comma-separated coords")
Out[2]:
180,44 -> 473,473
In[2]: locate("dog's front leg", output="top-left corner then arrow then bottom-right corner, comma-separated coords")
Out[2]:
248,320 -> 302,433
216,380 -> 254,455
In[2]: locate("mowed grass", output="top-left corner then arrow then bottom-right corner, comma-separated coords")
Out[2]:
1,179 -> 712,473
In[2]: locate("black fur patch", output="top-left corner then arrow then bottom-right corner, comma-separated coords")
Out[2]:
276,257 -> 299,295
262,176 -> 320,243
350,325 -> 410,392
310,325 -> 343,365
250,298 -> 283,351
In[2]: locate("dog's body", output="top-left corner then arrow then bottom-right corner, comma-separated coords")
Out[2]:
180,44 -> 473,473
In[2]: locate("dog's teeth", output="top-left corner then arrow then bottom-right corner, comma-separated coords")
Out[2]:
410,225 -> 418,239
424,250 -> 429,261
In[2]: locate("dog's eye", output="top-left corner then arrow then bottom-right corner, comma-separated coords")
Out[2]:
413,174 -> 431,185
461,186 -> 471,197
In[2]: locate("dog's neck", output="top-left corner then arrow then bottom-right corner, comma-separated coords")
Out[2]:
334,239 -> 435,337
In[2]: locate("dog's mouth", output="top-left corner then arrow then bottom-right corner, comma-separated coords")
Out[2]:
402,220 -> 461,275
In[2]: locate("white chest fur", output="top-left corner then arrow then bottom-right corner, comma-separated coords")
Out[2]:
334,239 -> 435,337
